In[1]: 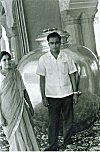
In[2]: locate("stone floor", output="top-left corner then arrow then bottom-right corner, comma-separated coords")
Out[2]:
35,109 -> 100,151
0,110 -> 100,151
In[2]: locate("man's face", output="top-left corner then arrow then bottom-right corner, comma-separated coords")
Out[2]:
48,37 -> 61,53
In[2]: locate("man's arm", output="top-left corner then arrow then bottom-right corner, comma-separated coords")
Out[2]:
40,75 -> 49,107
69,72 -> 78,104
70,72 -> 77,92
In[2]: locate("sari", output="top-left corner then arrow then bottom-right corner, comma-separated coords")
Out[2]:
0,69 -> 39,151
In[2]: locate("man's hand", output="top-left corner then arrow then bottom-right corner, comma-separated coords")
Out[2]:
42,97 -> 49,107
73,94 -> 78,104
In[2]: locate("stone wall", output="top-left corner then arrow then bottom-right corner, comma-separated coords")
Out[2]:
22,0 -> 62,51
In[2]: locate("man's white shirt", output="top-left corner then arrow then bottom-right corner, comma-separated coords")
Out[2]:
36,51 -> 77,98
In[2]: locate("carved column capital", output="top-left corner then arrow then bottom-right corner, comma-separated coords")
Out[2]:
59,0 -> 98,22
59,0 -> 98,54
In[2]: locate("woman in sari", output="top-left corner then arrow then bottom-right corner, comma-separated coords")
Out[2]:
0,51 -> 39,151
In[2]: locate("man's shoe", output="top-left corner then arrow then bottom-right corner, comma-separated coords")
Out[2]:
62,139 -> 73,151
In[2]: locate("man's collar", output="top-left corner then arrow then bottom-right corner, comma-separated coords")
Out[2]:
48,51 -> 63,59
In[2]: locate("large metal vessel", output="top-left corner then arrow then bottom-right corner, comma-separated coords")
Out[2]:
18,29 -> 100,132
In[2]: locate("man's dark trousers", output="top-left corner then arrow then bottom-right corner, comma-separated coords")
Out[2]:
47,95 -> 73,150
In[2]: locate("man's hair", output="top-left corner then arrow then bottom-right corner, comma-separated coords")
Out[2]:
0,51 -> 11,61
47,32 -> 61,42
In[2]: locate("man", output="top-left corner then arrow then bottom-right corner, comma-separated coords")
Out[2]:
36,32 -> 78,151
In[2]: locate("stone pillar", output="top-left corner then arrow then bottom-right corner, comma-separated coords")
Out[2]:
0,1 -> 3,52
1,36 -> 6,51
13,0 -> 30,55
0,0 -> 30,63
11,0 -> 30,63
59,0 -> 98,55
94,3 -> 100,56
0,0 -> 21,63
